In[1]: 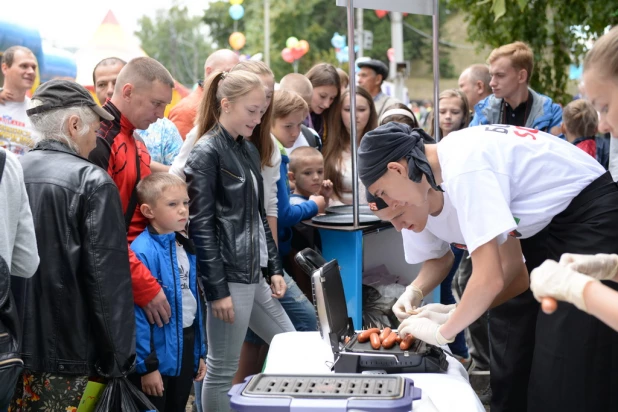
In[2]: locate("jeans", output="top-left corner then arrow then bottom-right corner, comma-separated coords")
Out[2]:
202,278 -> 295,412
441,246 -> 469,358
245,271 -> 317,345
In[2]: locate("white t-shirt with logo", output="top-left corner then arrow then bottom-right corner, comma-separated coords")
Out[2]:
0,98 -> 37,156
176,241 -> 198,328
402,191 -> 466,264
431,124 -> 604,255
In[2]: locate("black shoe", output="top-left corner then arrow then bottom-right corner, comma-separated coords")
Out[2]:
477,383 -> 492,406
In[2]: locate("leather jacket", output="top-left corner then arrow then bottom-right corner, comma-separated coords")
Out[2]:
15,140 -> 135,377
185,125 -> 282,301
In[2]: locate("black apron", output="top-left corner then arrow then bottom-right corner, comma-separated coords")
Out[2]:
489,171 -> 618,412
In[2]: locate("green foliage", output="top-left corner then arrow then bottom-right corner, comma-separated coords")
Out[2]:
136,6 -> 213,86
201,0 -> 456,80
448,0 -> 618,104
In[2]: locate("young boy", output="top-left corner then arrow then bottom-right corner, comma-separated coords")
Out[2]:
288,146 -> 333,206
129,173 -> 206,411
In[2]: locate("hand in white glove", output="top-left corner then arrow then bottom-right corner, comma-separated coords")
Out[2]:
530,260 -> 598,312
392,284 -> 423,321
398,316 -> 453,346
559,253 -> 618,281
409,303 -> 456,325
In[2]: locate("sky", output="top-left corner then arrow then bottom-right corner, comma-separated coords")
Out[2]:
11,0 -> 211,49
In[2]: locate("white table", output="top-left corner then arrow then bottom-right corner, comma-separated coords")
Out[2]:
264,332 -> 485,412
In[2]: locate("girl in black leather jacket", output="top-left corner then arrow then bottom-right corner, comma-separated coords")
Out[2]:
185,70 -> 295,412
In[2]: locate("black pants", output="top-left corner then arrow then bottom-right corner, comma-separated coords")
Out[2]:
129,327 -> 196,412
489,172 -> 618,412
454,251 -> 491,370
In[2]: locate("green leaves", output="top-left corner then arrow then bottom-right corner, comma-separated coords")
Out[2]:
492,0 -> 506,21
449,0 -> 618,104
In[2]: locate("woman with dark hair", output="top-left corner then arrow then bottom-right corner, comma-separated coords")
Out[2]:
323,87 -> 377,205
305,63 -> 341,143
378,102 -> 420,128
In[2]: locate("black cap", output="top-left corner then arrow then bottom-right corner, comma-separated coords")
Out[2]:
26,79 -> 114,121
357,59 -> 389,80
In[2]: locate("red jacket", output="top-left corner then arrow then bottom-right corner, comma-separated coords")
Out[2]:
89,101 -> 160,306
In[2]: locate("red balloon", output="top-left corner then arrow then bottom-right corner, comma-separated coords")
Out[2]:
375,10 -> 388,18
291,47 -> 304,60
281,48 -> 295,63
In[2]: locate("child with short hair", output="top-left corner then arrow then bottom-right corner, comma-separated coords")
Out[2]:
129,173 -> 206,412
288,146 -> 333,206
562,99 -> 600,159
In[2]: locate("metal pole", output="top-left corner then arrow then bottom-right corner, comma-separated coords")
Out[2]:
264,0 -> 270,67
432,0 -> 440,141
356,8 -> 364,58
347,0 -> 359,228
390,11 -> 404,101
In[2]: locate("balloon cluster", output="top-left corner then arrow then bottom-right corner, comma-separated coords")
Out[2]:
228,0 -> 245,50
281,37 -> 310,64
331,32 -> 358,64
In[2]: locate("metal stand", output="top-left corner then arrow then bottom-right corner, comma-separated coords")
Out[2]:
336,0 -> 441,223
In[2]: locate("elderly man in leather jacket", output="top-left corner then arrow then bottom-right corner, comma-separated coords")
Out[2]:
10,80 -> 135,410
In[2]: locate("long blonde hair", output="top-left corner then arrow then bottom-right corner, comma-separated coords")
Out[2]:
231,61 -> 275,168
428,89 -> 471,138
195,70 -> 263,142
323,87 -> 378,200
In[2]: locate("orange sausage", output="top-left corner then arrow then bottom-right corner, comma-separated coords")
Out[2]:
382,331 -> 398,349
370,332 -> 381,350
395,334 -> 403,344
541,297 -> 558,314
400,334 -> 415,351
358,328 -> 380,343
379,327 -> 392,342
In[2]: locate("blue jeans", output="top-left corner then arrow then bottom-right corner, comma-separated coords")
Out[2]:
441,246 -> 469,358
245,271 -> 317,345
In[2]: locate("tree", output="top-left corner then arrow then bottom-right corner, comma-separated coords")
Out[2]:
136,6 -> 213,86
448,0 -> 618,104
201,0 -> 456,80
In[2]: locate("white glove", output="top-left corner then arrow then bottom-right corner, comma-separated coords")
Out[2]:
409,303 -> 456,324
530,260 -> 598,312
559,253 -> 618,281
392,284 -> 423,321
398,316 -> 453,346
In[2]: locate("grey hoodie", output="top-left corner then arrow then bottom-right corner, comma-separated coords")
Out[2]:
0,149 -> 38,278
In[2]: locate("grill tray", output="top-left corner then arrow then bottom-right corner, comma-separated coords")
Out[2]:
242,374 -> 404,399
344,333 -> 425,355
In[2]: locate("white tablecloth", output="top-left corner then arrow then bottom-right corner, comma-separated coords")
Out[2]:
264,331 -> 485,412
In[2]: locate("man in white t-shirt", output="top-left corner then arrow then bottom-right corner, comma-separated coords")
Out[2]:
358,122 -> 618,412
0,46 -> 38,156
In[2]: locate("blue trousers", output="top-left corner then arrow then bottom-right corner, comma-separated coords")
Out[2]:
441,246 -> 469,358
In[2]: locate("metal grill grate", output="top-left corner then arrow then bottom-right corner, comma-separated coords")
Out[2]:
242,374 -> 404,399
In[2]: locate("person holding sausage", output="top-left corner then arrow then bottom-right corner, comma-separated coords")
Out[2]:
529,26 -> 618,333
357,121 -> 618,412
184,69 -> 295,412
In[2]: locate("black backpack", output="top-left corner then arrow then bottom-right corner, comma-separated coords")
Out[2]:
0,150 -> 24,406
300,125 -> 323,152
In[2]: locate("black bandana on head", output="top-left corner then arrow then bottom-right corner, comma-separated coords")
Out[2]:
366,192 -> 389,211
357,122 -> 442,192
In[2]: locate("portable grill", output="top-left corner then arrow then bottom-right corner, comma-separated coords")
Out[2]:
228,373 -> 422,411
295,248 -> 449,374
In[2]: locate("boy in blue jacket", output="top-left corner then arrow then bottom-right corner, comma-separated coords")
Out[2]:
129,173 -> 206,411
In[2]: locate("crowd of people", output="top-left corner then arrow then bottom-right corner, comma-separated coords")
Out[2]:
0,24 -> 617,412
